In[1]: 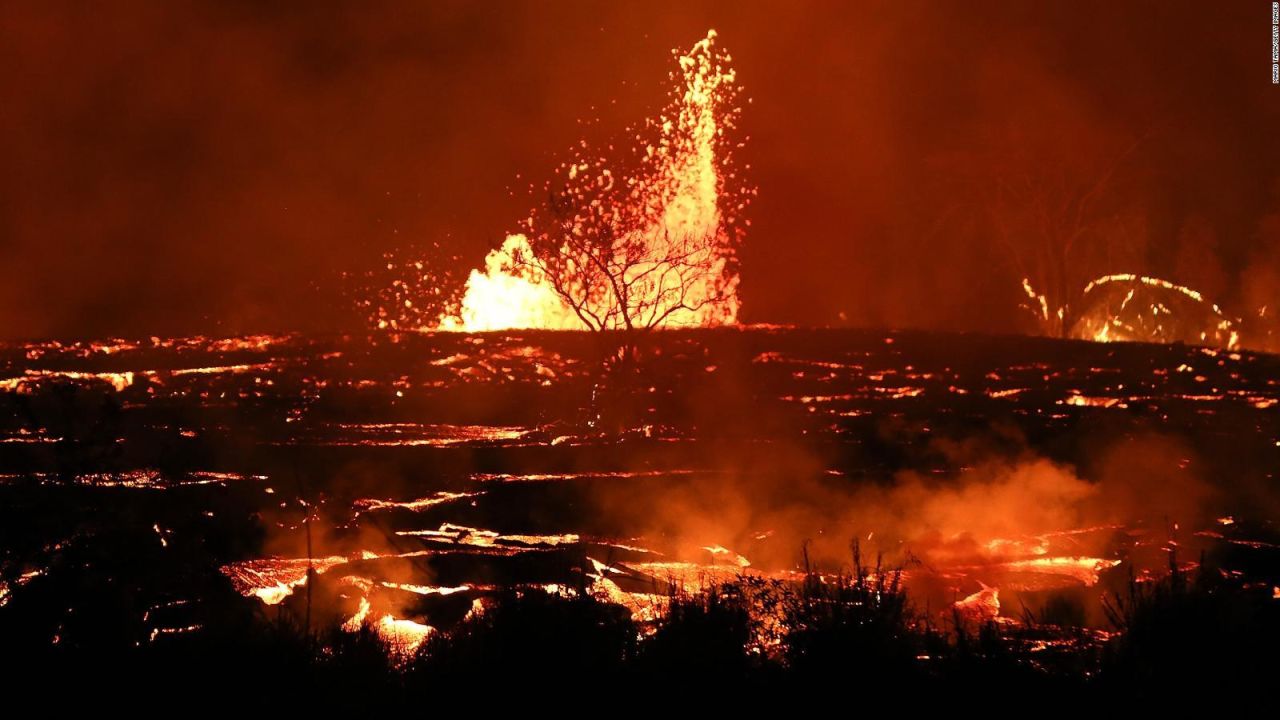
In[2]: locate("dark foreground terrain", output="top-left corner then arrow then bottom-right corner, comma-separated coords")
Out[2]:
1,327 -> 1277,702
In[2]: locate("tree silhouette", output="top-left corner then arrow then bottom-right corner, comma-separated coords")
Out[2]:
927,116 -> 1152,338
986,136 -> 1149,337
508,179 -> 736,332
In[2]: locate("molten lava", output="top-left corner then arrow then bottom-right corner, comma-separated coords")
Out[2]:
343,596 -> 435,656
441,235 -> 586,331
954,583 -> 1001,621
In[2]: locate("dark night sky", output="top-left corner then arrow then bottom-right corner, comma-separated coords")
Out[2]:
1,1 -> 1276,339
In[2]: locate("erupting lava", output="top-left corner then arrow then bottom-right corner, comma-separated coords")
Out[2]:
1023,274 -> 1241,349
441,235 -> 586,331
1070,274 -> 1240,349
375,30 -> 749,332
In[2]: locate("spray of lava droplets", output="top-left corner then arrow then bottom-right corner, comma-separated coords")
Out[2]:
372,30 -> 751,333
1022,274 -> 1241,350
1073,274 -> 1241,349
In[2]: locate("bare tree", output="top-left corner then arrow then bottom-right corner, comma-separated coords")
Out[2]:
507,180 -> 734,333
931,122 -> 1152,335
496,131 -> 742,430
985,136 -> 1149,337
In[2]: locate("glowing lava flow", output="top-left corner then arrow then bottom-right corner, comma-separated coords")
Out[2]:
220,556 -> 349,604
428,29 -> 747,332
343,597 -> 435,655
954,583 -> 1001,621
978,556 -> 1121,587
395,523 -> 581,549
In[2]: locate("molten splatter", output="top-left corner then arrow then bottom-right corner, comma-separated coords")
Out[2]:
1072,274 -> 1240,349
1022,274 -> 1241,349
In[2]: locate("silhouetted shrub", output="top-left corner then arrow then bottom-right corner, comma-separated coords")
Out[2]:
782,542 -> 923,685
1098,554 -> 1280,701
405,589 -> 635,692
634,582 -> 758,683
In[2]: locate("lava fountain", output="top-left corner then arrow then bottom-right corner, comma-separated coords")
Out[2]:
375,30 -> 750,333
